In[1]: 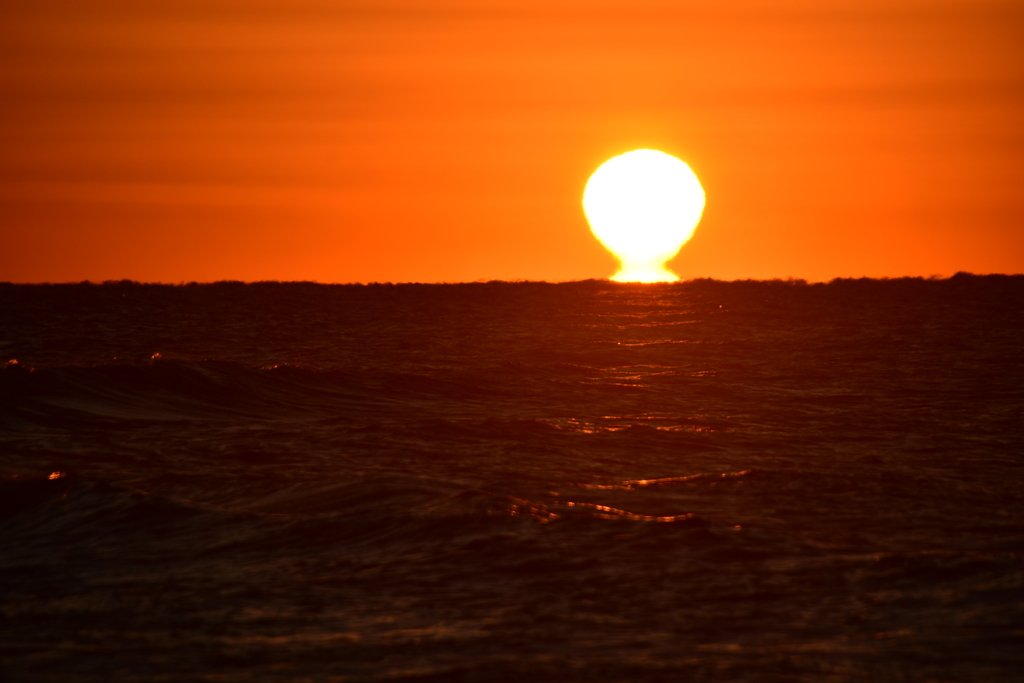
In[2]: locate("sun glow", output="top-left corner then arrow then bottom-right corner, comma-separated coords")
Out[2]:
583,149 -> 706,283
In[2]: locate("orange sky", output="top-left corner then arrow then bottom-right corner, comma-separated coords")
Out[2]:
2,0 -> 1022,283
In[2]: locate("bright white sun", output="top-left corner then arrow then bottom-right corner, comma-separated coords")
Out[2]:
583,149 -> 705,283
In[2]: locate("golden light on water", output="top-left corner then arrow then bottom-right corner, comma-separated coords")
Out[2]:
583,149 -> 706,283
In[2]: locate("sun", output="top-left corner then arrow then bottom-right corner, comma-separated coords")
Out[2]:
583,149 -> 706,283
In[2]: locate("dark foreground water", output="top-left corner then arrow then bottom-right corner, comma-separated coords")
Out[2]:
1,276 -> 1023,682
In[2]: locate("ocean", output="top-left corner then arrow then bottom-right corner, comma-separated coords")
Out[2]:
1,275 -> 1022,682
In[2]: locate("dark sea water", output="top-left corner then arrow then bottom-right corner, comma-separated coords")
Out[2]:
2,276 -> 1023,682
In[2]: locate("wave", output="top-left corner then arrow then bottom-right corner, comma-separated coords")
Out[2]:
0,357 -> 741,447
0,358 -> 408,429
1,468 -> 753,572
